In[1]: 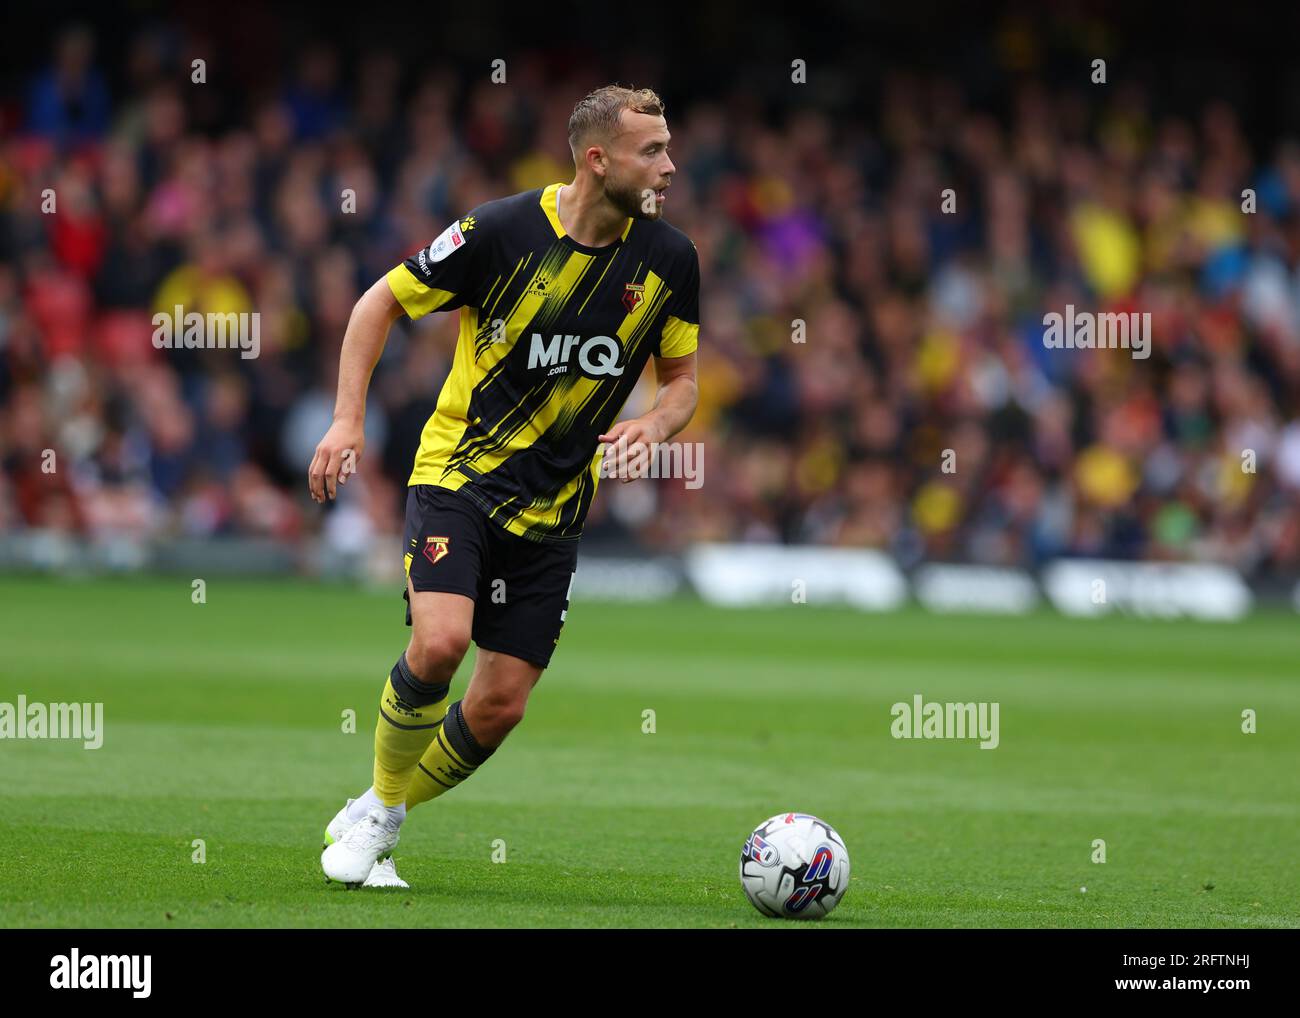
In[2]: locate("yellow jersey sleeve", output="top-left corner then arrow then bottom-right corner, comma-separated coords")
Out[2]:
657,241 -> 700,357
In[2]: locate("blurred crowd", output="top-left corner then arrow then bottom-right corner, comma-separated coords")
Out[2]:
3,24 -> 1300,581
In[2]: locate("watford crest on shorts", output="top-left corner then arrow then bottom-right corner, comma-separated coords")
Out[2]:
423,535 -> 451,566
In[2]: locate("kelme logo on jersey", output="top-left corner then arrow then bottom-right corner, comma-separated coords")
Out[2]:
527,333 -> 625,377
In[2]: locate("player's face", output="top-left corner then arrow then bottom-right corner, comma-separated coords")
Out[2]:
602,111 -> 674,220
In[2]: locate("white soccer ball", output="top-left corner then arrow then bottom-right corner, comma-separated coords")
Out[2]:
739,812 -> 850,919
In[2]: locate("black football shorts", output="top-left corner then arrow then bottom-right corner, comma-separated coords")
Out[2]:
401,484 -> 578,669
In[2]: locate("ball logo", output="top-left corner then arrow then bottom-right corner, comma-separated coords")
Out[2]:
786,883 -> 824,913
805,843 -> 834,881
743,832 -> 780,868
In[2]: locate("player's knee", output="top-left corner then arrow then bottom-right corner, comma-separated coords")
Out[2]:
406,630 -> 470,682
469,690 -> 528,733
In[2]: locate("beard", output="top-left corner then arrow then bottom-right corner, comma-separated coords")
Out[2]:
603,174 -> 661,220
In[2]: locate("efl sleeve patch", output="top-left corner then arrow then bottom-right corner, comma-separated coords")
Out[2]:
386,213 -> 482,319
426,219 -> 467,264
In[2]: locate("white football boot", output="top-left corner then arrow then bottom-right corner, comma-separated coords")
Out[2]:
361,855 -> 409,889
323,799 -> 358,848
322,803 -> 404,887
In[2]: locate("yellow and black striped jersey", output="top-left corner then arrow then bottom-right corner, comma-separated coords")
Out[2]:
386,182 -> 700,543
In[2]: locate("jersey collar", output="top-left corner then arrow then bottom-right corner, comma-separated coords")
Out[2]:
541,182 -> 634,251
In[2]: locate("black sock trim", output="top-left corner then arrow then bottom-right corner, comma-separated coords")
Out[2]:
443,699 -> 495,767
417,761 -> 456,790
379,708 -> 445,732
391,652 -> 451,708
434,730 -> 477,772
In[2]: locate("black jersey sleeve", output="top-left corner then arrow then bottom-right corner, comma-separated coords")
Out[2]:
386,209 -> 490,319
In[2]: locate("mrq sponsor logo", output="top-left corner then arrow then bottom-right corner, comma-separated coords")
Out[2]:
152,305 -> 260,360
1042,304 -> 1151,360
0,696 -> 103,749
50,949 -> 151,998
891,694 -> 1000,749
527,333 -> 624,377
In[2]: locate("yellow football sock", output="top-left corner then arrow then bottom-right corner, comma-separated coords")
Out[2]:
372,656 -> 451,807
406,699 -> 496,808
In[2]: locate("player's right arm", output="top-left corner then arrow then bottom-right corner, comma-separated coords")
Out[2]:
308,277 -> 404,503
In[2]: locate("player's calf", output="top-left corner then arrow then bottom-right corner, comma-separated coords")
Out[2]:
404,648 -> 540,808
460,688 -> 527,749
460,646 -> 544,747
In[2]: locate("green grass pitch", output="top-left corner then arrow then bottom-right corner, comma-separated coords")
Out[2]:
0,574 -> 1296,928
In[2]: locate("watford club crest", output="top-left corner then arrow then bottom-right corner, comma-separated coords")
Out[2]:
622,282 -> 645,314
423,535 -> 451,566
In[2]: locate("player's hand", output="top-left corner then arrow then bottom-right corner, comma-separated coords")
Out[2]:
597,416 -> 666,483
309,418 -> 365,503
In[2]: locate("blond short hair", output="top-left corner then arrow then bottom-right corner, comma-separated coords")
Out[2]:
568,85 -> 665,159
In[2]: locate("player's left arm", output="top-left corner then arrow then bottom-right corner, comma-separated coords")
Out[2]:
598,239 -> 700,477
598,351 -> 698,462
